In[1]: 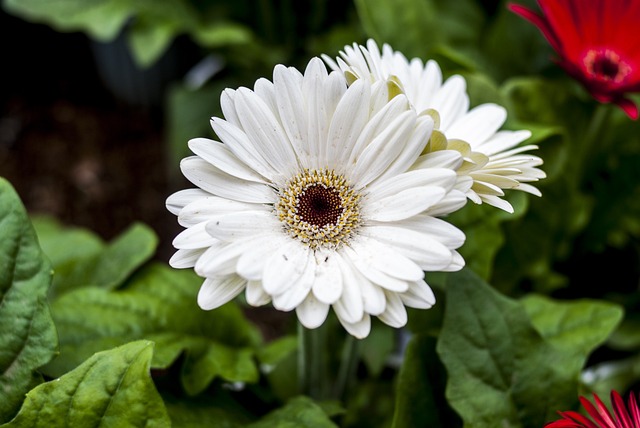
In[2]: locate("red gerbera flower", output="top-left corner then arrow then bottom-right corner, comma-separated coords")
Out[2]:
546,390 -> 640,428
509,0 -> 640,119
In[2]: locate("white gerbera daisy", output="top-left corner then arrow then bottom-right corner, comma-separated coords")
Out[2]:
166,58 -> 468,339
323,39 -> 546,213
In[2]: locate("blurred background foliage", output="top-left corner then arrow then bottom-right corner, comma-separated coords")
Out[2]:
2,0 -> 640,426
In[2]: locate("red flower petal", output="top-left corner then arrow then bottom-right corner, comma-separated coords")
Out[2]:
588,394 -> 618,428
614,98 -> 639,120
509,0 -> 640,119
612,390 -> 635,428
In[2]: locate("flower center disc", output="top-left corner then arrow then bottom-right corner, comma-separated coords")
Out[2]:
584,49 -> 631,83
297,184 -> 343,228
276,169 -> 360,250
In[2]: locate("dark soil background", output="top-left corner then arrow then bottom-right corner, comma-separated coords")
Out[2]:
0,10 -> 190,262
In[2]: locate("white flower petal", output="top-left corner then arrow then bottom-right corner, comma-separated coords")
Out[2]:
262,240 -> 312,295
166,189 -> 210,215
337,313 -> 371,339
351,110 -> 416,187
253,77 -> 279,117
446,104 -> 507,146
441,250 -> 465,272
332,255 -> 365,324
424,189 -> 468,217
179,196 -> 265,227
272,254 -> 315,312
412,150 -> 463,170
397,215 -> 466,248
366,168 -> 456,200
348,236 -> 425,282
234,87 -> 299,179
210,118 -> 278,180
357,274 -> 386,315
311,251 -> 343,304
169,248 -> 206,269
198,275 -> 247,310
195,239 -> 260,277
172,221 -> 217,250
246,280 -> 271,306
181,157 -> 276,203
274,63 -> 309,165
347,94 -> 411,168
205,211 -> 278,241
431,75 -> 469,130
236,234 -> 287,281
516,182 -> 543,196
479,194 -> 515,213
373,115 -> 434,183
400,280 -> 436,309
477,130 -> 531,156
301,60 -> 331,169
325,79 -> 370,165
188,138 -> 269,183
296,294 -> 330,329
366,187 -> 446,222
362,225 -> 454,271
378,291 -> 408,328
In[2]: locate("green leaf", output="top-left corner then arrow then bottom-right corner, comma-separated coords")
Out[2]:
162,391 -> 250,428
392,334 -> 456,428
0,179 -> 58,423
87,222 -> 158,290
191,22 -> 253,47
1,341 -> 170,428
127,16 -> 178,68
247,396 -> 338,428
2,0 -> 134,41
45,263 -> 262,395
354,0 -> 485,69
522,294 -> 623,358
257,336 -> 298,369
31,217 -> 158,298
436,269 -> 580,427
256,336 -> 299,401
30,216 -> 103,271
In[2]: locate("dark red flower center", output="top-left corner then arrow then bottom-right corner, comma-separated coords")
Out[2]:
584,49 -> 632,83
297,184 -> 344,228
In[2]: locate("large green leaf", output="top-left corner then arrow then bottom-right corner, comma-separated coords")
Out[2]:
45,263 -> 262,395
436,269 -> 581,427
247,396 -> 338,428
1,341 -> 170,427
522,294 -> 623,359
0,179 -> 58,423
31,216 -> 158,298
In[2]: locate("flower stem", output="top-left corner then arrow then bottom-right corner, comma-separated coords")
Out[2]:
332,335 -> 361,401
578,103 -> 613,187
298,322 -> 326,399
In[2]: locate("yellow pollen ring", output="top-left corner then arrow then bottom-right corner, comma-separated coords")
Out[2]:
275,169 -> 361,250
